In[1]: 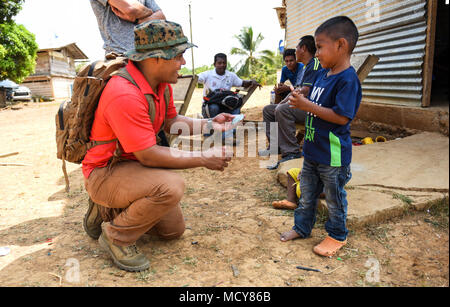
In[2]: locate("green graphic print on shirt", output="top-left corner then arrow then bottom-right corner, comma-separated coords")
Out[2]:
305,116 -> 315,142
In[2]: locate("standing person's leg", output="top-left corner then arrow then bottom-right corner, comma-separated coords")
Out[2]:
85,161 -> 185,270
313,164 -> 351,257
280,159 -> 323,241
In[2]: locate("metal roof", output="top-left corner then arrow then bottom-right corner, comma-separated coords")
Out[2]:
38,42 -> 88,60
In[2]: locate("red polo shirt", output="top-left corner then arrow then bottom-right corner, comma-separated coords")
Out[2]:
82,61 -> 178,179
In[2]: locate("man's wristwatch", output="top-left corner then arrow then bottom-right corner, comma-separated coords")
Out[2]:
206,119 -> 214,131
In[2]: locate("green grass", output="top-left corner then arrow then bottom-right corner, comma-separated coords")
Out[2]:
167,265 -> 178,275
392,192 -> 414,205
135,268 -> 156,283
364,225 -> 393,251
424,196 -> 449,229
185,187 -> 197,195
183,256 -> 198,266
253,187 -> 286,205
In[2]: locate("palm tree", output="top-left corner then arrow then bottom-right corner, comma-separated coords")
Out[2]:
231,26 -> 266,77
259,49 -> 283,69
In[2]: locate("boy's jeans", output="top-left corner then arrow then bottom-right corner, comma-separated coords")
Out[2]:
293,159 -> 352,242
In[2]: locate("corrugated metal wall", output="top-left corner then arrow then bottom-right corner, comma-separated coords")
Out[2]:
285,0 -> 428,107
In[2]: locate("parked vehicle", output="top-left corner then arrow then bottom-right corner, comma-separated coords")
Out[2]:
0,79 -> 18,101
0,79 -> 32,101
12,85 -> 32,101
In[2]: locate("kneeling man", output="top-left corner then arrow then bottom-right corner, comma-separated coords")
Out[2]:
82,20 -> 234,272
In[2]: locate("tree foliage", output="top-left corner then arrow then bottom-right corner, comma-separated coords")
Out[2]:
231,27 -> 283,85
231,26 -> 265,77
0,0 -> 24,23
180,64 -> 214,76
0,0 -> 38,83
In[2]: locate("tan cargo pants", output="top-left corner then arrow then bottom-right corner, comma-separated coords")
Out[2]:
84,161 -> 186,246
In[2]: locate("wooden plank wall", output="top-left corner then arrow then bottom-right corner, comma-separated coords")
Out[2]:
23,80 -> 53,98
50,51 -> 76,76
33,53 -> 50,75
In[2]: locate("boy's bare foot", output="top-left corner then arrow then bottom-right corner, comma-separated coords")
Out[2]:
280,230 -> 302,242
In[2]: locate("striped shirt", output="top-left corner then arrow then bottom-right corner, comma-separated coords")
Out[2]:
295,57 -> 322,87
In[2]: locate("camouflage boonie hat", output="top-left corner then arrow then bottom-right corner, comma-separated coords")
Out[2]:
125,20 -> 196,61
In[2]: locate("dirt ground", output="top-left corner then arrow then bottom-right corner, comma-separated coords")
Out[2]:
0,87 -> 448,287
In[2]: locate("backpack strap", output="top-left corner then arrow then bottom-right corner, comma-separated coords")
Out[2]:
86,139 -> 118,151
106,67 -> 172,170
112,67 -> 170,132
84,61 -> 100,97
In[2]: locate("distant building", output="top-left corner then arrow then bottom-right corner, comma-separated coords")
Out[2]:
21,43 -> 88,101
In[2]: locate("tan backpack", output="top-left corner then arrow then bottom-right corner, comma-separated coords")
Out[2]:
56,56 -> 169,192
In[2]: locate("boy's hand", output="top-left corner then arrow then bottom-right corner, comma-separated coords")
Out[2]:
288,86 -> 310,111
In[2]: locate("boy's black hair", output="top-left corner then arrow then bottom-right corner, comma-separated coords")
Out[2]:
298,35 -> 317,55
315,16 -> 359,53
283,48 -> 296,60
214,53 -> 227,64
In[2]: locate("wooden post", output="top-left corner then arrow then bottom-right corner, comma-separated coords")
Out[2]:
422,0 -> 438,108
189,2 -> 195,75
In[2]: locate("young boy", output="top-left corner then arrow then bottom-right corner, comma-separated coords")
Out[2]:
279,16 -> 362,258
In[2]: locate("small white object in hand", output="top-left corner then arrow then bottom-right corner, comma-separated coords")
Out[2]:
231,114 -> 244,126
0,246 -> 11,256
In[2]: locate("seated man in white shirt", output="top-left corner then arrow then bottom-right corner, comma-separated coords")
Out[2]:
198,53 -> 260,119
198,53 -> 260,141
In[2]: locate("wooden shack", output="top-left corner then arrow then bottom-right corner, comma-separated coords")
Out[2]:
21,43 -> 88,101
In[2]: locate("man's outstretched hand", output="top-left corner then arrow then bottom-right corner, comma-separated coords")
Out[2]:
201,147 -> 232,171
211,113 -> 244,132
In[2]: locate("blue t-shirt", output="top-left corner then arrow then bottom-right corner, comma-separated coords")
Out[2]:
295,57 -> 322,87
280,63 -> 304,85
303,66 -> 362,167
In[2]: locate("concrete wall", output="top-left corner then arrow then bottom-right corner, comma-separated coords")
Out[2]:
356,102 -> 449,136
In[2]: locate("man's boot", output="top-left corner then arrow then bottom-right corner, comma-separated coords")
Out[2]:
83,198 -> 103,239
98,223 -> 150,272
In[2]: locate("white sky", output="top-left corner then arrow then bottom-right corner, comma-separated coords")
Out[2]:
15,0 -> 285,69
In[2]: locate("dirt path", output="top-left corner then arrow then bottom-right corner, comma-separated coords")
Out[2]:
0,94 -> 448,287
